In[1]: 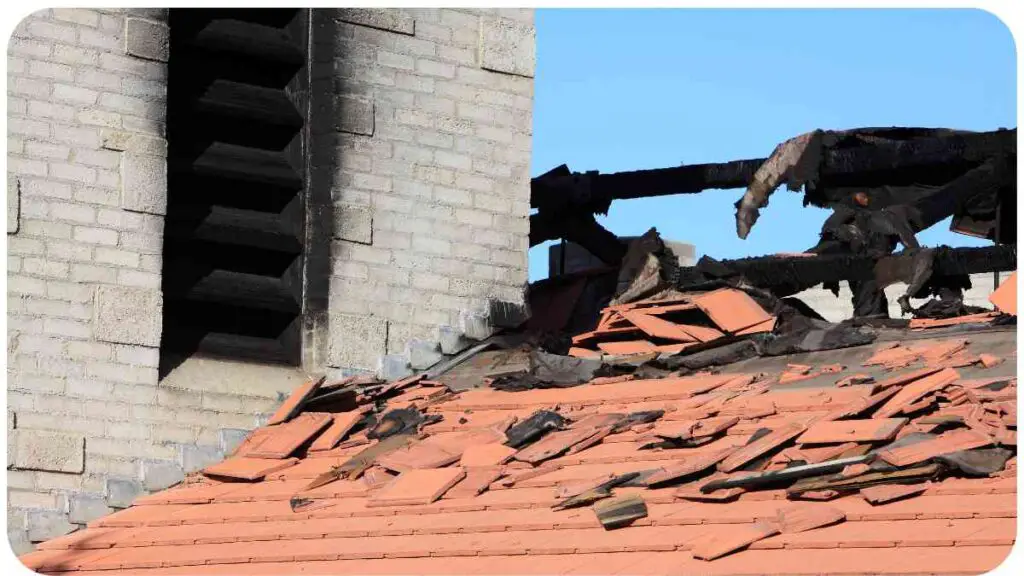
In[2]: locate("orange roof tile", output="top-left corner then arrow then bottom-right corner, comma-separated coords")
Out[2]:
201,457 -> 299,481
21,330 -> 1016,575
988,271 -> 1016,315
692,288 -> 773,333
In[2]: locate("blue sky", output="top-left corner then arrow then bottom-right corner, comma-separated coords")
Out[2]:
528,8 -> 1017,281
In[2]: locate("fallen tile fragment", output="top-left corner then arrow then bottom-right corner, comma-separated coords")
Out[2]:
367,467 -> 466,507
775,503 -> 846,533
304,433 -> 416,489
876,429 -> 992,467
593,494 -> 647,530
244,412 -> 333,459
798,418 -> 907,444
375,442 -> 461,472
859,483 -> 928,505
979,353 -> 1005,368
597,340 -> 658,355
459,442 -> 516,467
266,376 -> 326,426
202,456 -> 298,480
513,427 -> 598,464
719,423 -> 806,472
622,310 -> 698,342
875,367 -> 960,418
445,466 -> 503,498
690,520 -> 780,561
308,408 -> 367,453
645,448 -> 734,487
692,288 -> 773,333
988,271 -> 1016,315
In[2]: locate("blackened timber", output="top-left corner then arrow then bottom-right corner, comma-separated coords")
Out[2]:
678,245 -> 1017,297
530,129 -> 1015,211
529,211 -> 627,265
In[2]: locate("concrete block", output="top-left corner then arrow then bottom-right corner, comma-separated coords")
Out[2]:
8,518 -> 33,555
459,309 -> 495,341
121,153 -> 167,215
405,338 -> 443,370
13,430 -> 84,473
93,286 -> 162,346
218,428 -> 249,456
479,16 -> 535,78
334,204 -> 373,244
337,8 -> 414,35
438,325 -> 472,355
336,95 -> 374,136
488,298 -> 529,328
69,494 -> 112,524
125,17 -> 169,62
105,477 -> 143,508
140,459 -> 183,491
328,314 -> 387,371
378,354 -> 413,381
7,174 -> 19,234
27,510 -> 77,542
181,444 -> 222,473
8,410 -> 14,430
101,129 -> 167,156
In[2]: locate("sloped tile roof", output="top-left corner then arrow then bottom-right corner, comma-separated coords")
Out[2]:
19,292 -> 1017,575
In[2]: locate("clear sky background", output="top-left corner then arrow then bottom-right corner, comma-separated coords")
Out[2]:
527,8 -> 1017,281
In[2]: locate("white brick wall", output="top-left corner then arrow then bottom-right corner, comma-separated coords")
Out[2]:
318,8 -> 535,375
7,7 -> 537,552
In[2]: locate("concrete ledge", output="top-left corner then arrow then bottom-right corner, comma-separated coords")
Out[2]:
337,8 -> 414,35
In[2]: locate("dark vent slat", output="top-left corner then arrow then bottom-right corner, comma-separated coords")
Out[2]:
161,8 -> 307,372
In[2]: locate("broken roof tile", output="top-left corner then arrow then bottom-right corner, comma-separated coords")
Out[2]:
622,310 -> 698,342
775,503 -> 846,533
874,367 -> 960,418
202,456 -> 299,481
374,442 -> 461,472
459,443 -> 517,467
266,377 -> 325,426
859,483 -> 929,505
718,423 -> 807,472
308,408 -> 367,453
988,271 -> 1016,315
692,288 -> 773,334
690,520 -> 780,560
797,418 -> 907,444
596,340 -> 658,355
368,467 -> 466,507
244,412 -> 334,459
876,429 -> 993,467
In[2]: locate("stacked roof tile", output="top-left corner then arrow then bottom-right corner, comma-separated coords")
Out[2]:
19,288 -> 1017,575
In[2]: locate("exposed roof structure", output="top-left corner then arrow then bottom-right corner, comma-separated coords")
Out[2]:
19,281 -> 1017,575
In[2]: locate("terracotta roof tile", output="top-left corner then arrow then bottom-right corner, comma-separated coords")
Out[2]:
597,340 -> 658,355
307,408 -> 367,453
265,377 -> 324,426
202,456 -> 299,480
24,329 -> 1016,574
242,412 -> 334,459
622,310 -> 699,342
369,468 -> 467,507
876,429 -> 993,467
988,271 -> 1016,315
692,288 -> 773,334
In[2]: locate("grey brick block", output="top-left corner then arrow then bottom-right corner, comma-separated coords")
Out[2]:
218,429 -> 249,456
7,174 -> 19,234
105,477 -> 143,508
69,494 -> 112,524
405,338 -> 443,370
377,353 -> 413,381
13,430 -> 85,473
328,313 -> 387,371
337,8 -> 415,35
140,459 -> 184,491
93,286 -> 162,346
27,510 -> 77,543
334,204 -> 373,244
101,129 -> 167,156
479,16 -> 536,78
336,95 -> 375,136
181,444 -> 223,473
459,309 -> 495,341
438,325 -> 471,355
124,17 -> 170,62
121,153 -> 167,215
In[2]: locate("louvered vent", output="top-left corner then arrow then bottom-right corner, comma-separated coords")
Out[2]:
161,9 -> 309,370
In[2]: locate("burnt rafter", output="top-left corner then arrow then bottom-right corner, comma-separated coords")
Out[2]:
530,127 -> 1017,272
161,8 -> 310,370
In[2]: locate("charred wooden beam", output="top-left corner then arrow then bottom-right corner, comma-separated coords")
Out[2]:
677,244 -> 1017,297
529,211 -> 627,265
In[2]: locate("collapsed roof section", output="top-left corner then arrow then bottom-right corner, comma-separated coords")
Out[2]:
529,126 -> 1017,320
20,284 -> 1017,574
